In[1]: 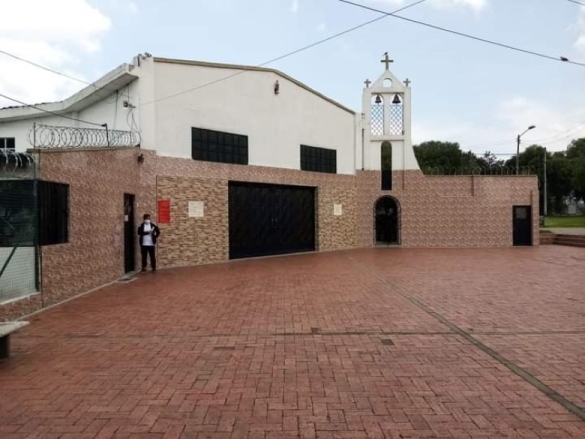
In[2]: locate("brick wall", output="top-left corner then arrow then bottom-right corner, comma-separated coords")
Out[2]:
155,157 -> 357,267
0,148 -> 156,321
356,170 -> 539,247
1,150 -> 539,321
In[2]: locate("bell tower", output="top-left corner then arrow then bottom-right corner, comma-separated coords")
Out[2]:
362,54 -> 420,172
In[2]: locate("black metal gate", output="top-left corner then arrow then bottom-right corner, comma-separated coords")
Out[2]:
375,196 -> 400,245
513,205 -> 532,246
123,194 -> 135,272
228,182 -> 316,259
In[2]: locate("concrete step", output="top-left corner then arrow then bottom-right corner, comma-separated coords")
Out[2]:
539,233 -> 585,247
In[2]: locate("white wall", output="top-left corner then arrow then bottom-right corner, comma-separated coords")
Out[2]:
0,81 -> 141,152
152,61 -> 357,175
0,247 -> 37,303
361,70 -> 420,171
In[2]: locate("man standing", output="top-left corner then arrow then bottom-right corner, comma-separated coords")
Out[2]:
137,214 -> 160,272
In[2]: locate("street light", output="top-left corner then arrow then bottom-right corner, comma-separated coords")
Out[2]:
516,125 -> 536,175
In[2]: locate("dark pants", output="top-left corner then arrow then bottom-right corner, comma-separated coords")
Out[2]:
141,245 -> 156,271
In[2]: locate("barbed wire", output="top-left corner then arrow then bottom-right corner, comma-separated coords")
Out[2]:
28,124 -> 140,149
422,165 -> 537,176
0,150 -> 36,178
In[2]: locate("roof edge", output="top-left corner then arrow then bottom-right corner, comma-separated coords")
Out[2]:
153,57 -> 356,115
0,63 -> 138,121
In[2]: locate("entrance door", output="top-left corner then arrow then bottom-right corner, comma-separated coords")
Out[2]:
513,205 -> 532,246
375,196 -> 400,245
228,182 -> 316,259
123,194 -> 135,272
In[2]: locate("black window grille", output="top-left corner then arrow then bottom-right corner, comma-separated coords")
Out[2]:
300,145 -> 337,174
191,127 -> 248,165
0,138 -> 15,150
0,180 -> 69,247
0,180 -> 36,247
38,181 -> 69,246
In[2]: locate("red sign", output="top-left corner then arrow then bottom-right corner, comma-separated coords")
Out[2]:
158,200 -> 171,224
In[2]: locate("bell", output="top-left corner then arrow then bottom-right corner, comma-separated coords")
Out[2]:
375,94 -> 382,104
392,94 -> 401,104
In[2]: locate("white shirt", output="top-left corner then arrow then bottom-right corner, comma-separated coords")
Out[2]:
142,223 -> 154,246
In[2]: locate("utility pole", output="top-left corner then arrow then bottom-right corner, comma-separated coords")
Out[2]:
516,125 -> 536,175
516,135 -> 520,175
544,147 -> 548,218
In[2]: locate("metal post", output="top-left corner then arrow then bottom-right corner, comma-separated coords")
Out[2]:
544,146 -> 548,217
102,123 -> 110,147
516,135 -> 520,175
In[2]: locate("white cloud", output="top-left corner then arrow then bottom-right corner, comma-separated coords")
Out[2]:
368,0 -> 487,13
0,0 -> 112,107
290,0 -> 299,13
413,97 -> 585,155
127,1 -> 139,14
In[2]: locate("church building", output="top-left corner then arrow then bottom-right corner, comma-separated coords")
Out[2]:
0,53 -> 538,318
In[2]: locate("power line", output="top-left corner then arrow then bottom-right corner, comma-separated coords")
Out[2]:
337,0 -> 585,67
566,0 -> 585,6
0,92 -> 104,127
139,0 -> 428,107
0,50 -> 92,87
0,49 -> 134,105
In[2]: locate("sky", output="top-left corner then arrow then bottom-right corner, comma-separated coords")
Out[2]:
0,0 -> 584,157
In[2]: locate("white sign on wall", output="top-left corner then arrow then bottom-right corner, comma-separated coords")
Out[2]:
188,201 -> 204,218
333,204 -> 343,216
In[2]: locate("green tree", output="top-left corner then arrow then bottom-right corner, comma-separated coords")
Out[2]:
413,141 -> 467,173
566,138 -> 585,159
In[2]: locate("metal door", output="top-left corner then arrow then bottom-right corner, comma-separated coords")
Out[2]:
123,194 -> 135,272
513,205 -> 532,246
228,182 -> 316,259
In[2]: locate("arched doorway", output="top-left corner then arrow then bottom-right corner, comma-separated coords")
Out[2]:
374,196 -> 400,245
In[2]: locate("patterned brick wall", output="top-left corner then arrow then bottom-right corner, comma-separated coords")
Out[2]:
0,148 -> 156,321
39,148 -> 157,306
0,149 -> 539,321
155,157 -> 357,267
357,170 -> 539,247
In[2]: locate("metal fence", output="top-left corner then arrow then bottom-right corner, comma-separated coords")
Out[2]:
421,165 -> 537,176
0,151 -> 40,304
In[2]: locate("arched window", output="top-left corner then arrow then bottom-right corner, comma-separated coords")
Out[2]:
388,94 -> 404,136
381,141 -> 392,191
371,95 -> 384,136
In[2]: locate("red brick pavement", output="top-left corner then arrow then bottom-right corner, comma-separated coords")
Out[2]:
1,246 -> 584,438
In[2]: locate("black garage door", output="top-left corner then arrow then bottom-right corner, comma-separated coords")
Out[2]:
228,182 -> 316,259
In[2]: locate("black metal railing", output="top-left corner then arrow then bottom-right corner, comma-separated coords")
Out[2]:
422,165 -> 537,176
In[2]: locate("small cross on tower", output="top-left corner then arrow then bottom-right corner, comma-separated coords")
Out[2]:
381,52 -> 393,70
404,78 -> 411,87
364,79 -> 371,88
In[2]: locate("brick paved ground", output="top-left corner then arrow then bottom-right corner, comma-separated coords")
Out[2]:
1,246 -> 584,438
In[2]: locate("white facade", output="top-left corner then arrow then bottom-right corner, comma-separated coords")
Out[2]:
0,53 -> 419,176
148,58 -> 358,175
362,65 -> 420,171
0,63 -> 140,150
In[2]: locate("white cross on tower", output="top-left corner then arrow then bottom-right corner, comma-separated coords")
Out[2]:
364,79 -> 371,88
381,52 -> 393,70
